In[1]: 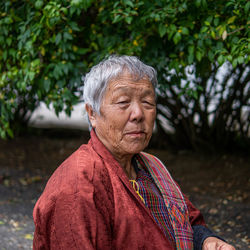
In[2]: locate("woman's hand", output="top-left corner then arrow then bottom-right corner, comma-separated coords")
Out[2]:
202,237 -> 235,250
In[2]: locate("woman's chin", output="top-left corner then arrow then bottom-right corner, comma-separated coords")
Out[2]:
123,143 -> 148,155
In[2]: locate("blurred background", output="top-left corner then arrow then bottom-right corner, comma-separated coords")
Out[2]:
0,0 -> 249,249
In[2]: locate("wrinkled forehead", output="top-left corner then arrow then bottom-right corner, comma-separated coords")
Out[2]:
103,72 -> 156,101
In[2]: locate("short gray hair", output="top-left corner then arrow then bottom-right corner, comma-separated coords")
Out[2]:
83,55 -> 158,114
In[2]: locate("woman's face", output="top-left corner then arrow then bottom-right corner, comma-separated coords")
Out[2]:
88,73 -> 156,160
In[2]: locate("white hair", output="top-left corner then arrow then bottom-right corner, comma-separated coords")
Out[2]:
83,55 -> 158,115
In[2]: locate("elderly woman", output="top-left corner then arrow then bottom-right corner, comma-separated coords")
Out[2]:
33,55 -> 235,250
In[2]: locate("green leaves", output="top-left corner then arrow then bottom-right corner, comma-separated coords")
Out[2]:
71,0 -> 94,11
35,1 -> 43,10
0,0 -> 249,139
43,78 -> 51,93
245,1 -> 250,13
158,24 -> 168,38
181,27 -> 189,35
55,33 -> 62,45
111,0 -> 140,25
227,16 -> 237,25
0,0 -> 88,138
173,32 -> 181,44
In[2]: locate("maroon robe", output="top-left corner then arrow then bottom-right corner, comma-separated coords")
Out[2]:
33,130 -> 205,249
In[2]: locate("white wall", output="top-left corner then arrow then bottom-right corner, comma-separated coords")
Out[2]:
29,102 -> 89,130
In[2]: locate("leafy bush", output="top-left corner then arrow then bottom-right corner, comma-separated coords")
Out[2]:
0,0 -> 249,150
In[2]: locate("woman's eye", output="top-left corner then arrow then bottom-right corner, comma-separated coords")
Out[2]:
116,100 -> 130,107
143,100 -> 155,106
118,101 -> 128,104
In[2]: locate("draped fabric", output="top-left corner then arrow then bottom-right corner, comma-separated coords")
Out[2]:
137,152 -> 194,249
133,166 -> 176,244
33,130 -> 205,249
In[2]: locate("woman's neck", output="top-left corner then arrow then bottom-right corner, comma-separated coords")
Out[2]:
116,155 -> 137,180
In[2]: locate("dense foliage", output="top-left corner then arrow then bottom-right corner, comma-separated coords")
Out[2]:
0,0 -> 249,150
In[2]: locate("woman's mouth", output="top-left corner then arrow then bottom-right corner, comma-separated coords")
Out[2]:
126,131 -> 145,137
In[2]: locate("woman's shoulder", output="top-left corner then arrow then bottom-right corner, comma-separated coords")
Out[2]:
38,143 -> 109,200
33,143 -> 114,217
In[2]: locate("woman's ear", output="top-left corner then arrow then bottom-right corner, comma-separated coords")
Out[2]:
85,104 -> 97,128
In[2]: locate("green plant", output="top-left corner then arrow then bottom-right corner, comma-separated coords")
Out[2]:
0,0 -> 249,151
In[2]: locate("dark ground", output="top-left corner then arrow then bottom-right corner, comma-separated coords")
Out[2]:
0,129 -> 249,249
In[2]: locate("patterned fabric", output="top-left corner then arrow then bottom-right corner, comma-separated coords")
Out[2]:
134,165 -> 176,246
136,152 -> 194,250
129,179 -> 145,204
33,130 -> 207,249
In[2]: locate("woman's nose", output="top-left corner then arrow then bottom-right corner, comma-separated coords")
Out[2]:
130,102 -> 144,122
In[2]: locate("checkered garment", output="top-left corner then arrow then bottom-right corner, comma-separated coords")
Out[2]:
134,152 -> 194,250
